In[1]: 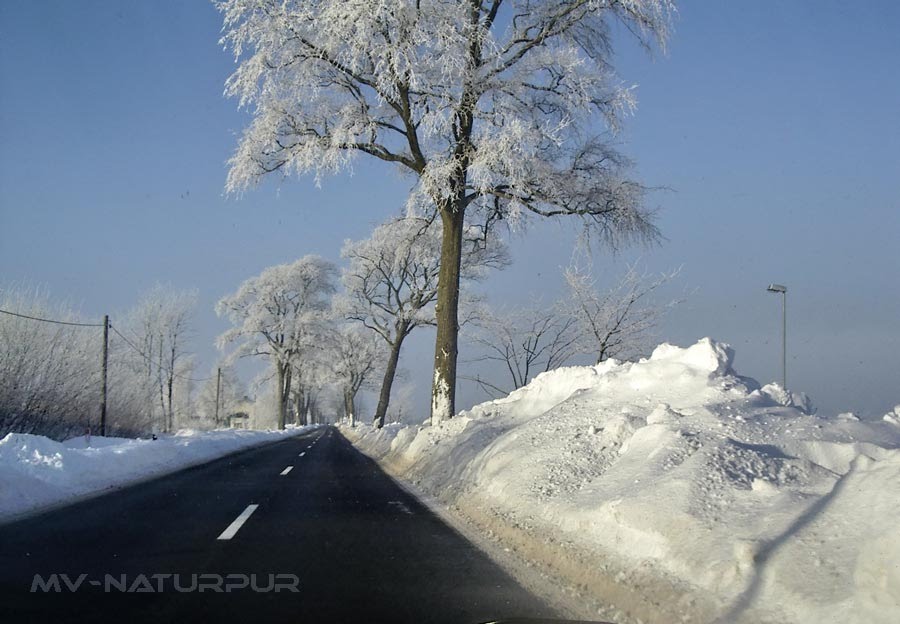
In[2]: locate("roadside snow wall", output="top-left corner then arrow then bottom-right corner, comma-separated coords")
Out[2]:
0,426 -> 312,522
345,338 -> 900,624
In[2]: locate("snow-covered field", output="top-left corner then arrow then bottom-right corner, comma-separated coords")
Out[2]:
344,338 -> 900,624
0,426 -> 312,523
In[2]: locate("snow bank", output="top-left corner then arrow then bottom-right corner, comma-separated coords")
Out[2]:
0,426 -> 312,522
883,404 -> 900,427
345,338 -> 900,624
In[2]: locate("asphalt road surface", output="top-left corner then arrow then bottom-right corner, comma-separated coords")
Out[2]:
0,426 -> 558,624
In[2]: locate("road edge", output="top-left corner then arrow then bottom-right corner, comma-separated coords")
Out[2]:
335,425 -> 616,622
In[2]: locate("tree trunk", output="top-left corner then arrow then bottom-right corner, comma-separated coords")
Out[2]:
284,365 -> 293,427
431,206 -> 465,425
275,362 -> 286,430
344,389 -> 355,426
373,325 -> 408,429
293,386 -> 305,426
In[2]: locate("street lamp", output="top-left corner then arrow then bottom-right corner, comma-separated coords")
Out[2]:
766,283 -> 787,389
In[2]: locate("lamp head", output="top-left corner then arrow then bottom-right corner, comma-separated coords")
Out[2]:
767,284 -> 787,293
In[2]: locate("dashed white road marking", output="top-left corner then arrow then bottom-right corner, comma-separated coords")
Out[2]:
217,504 -> 259,540
280,466 -> 293,476
298,452 -> 306,457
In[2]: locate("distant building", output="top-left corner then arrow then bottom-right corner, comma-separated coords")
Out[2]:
227,412 -> 250,428
226,397 -> 255,429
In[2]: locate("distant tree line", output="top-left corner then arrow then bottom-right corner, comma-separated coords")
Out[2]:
1,217 -> 679,440
0,283 -> 230,440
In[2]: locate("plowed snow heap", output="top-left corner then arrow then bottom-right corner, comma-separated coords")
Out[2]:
352,338 -> 900,624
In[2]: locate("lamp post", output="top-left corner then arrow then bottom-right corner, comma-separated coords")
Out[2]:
766,284 -> 787,389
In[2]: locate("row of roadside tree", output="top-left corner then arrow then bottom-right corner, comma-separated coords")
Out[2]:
0,213 -> 676,439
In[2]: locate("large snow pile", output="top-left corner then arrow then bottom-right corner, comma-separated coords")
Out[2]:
0,426 -> 311,522
346,338 -> 900,624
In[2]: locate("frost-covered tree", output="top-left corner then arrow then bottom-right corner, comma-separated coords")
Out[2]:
326,324 -> 383,426
125,285 -> 198,433
218,0 -> 672,423
339,215 -> 507,428
288,334 -> 332,426
565,262 -> 680,363
0,285 -> 101,439
196,366 -> 244,427
216,256 -> 337,429
0,283 -> 199,439
386,382 -> 414,425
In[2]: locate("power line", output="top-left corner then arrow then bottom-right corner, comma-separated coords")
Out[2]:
1,306 -> 212,382
109,324 -> 212,383
1,306 -> 108,432
0,307 -> 105,327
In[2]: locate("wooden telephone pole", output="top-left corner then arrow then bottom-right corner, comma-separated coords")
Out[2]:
214,367 -> 222,426
100,314 -> 109,436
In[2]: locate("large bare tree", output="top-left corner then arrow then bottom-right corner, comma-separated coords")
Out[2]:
466,263 -> 680,396
218,0 -> 672,423
565,262 -> 680,363
340,215 -> 506,428
465,303 -> 579,396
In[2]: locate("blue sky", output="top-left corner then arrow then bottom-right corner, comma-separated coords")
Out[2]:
1,1 -> 898,418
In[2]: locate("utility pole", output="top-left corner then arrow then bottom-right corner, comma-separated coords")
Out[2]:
100,314 -> 109,437
766,284 -> 787,389
781,291 -> 786,389
214,367 -> 222,426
